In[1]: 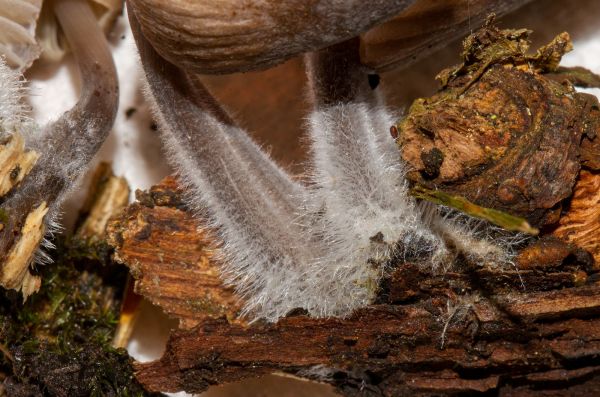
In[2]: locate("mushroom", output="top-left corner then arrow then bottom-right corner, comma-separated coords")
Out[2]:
128,0 -> 418,74
0,0 -> 118,297
128,0 -> 531,75
0,0 -> 42,71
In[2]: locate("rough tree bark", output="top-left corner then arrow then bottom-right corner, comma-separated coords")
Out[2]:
107,174 -> 600,396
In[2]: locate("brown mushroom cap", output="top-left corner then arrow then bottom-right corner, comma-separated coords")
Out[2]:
128,0 -> 533,75
127,0 -> 417,74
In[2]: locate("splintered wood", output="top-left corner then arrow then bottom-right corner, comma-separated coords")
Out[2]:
107,177 -> 600,396
107,177 -> 242,330
552,170 -> 600,266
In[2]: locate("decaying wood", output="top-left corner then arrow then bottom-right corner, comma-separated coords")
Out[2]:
135,295 -> 600,396
107,177 -> 242,330
396,21 -> 600,227
75,161 -> 130,241
106,176 -> 600,396
552,170 -> 600,266
104,16 -> 600,397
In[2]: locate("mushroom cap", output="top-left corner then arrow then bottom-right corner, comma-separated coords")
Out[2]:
0,0 -> 42,71
127,0 -> 417,74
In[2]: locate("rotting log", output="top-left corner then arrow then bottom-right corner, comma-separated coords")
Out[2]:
107,177 -> 600,396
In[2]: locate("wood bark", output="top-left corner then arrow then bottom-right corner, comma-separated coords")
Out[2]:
397,22 -> 600,227
107,177 -> 242,330
107,177 -> 600,396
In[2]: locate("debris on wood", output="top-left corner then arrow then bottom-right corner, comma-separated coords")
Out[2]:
106,175 -> 600,395
395,17 -> 600,227
75,161 -> 130,242
104,20 -> 600,396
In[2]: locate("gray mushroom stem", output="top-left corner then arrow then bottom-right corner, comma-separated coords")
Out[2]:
0,0 -> 118,297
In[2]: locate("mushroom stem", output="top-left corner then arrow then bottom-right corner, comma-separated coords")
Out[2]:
0,0 -> 118,297
305,40 -> 450,274
131,10 -> 323,321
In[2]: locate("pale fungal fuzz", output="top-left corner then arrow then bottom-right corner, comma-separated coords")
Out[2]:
0,0 -> 118,297
305,41 -> 449,278
131,10 -> 521,322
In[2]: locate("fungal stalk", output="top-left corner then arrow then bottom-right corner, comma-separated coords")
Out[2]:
131,6 -> 520,322
131,12 -> 321,321
0,0 -> 118,297
305,39 -> 449,273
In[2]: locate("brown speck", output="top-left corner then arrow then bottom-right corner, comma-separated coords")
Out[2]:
389,125 -> 398,139
134,223 -> 152,241
9,165 -> 21,181
420,148 -> 444,179
125,107 -> 137,118
497,184 -> 518,204
370,231 -> 384,243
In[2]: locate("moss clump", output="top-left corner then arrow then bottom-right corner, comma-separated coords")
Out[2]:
0,237 -> 161,396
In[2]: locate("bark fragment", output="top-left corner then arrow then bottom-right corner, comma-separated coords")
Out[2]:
552,170 -> 600,266
106,178 -> 600,396
107,177 -> 242,330
75,161 -> 130,241
134,281 -> 600,396
396,19 -> 600,227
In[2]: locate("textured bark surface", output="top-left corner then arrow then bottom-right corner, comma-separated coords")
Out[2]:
552,171 -> 600,266
397,22 -> 600,227
107,177 -> 242,330
107,177 -> 600,396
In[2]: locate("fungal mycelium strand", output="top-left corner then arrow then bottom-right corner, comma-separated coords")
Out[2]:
132,5 -> 524,322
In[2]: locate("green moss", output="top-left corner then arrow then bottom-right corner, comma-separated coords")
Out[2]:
0,208 -> 9,225
0,237 -> 161,396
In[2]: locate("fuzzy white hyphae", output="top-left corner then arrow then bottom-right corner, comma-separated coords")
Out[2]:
140,41 -> 520,322
0,59 -> 29,134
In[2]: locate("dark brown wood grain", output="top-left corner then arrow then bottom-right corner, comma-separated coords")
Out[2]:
107,177 -> 600,396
